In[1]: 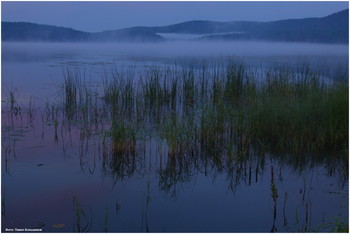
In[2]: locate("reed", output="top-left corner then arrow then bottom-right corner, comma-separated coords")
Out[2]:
72,196 -> 92,232
53,58 -> 348,191
62,67 -> 78,120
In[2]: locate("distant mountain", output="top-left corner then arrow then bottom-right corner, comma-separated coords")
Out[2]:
1,22 -> 165,42
2,9 -> 348,43
2,22 -> 90,42
199,9 -> 349,43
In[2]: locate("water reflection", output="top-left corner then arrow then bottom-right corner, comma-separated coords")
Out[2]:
1,57 -> 348,232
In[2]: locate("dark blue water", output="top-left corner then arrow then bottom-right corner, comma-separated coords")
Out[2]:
2,42 -> 348,232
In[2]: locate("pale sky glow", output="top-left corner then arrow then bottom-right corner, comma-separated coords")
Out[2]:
2,1 -> 349,32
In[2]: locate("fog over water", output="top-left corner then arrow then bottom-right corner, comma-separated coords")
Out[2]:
3,41 -> 348,62
2,41 -> 348,105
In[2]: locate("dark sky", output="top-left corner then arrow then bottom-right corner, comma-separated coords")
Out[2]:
2,1 -> 348,32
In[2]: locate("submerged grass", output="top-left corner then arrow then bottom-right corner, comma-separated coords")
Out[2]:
321,217 -> 349,232
72,196 -> 92,233
58,58 -> 348,185
2,57 -> 347,232
3,58 -> 346,232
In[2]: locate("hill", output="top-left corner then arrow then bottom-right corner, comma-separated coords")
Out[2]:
200,9 -> 348,43
1,22 -> 164,42
2,9 -> 348,43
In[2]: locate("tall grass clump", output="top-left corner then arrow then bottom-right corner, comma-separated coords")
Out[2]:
250,68 -> 348,155
55,58 -> 348,189
103,67 -> 136,121
159,112 -> 198,158
62,67 -> 79,119
110,121 -> 136,156
101,121 -> 137,181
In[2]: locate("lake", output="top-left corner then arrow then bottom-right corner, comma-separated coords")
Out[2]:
2,41 -> 348,232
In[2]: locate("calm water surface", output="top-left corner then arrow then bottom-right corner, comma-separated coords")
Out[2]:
2,42 -> 348,232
